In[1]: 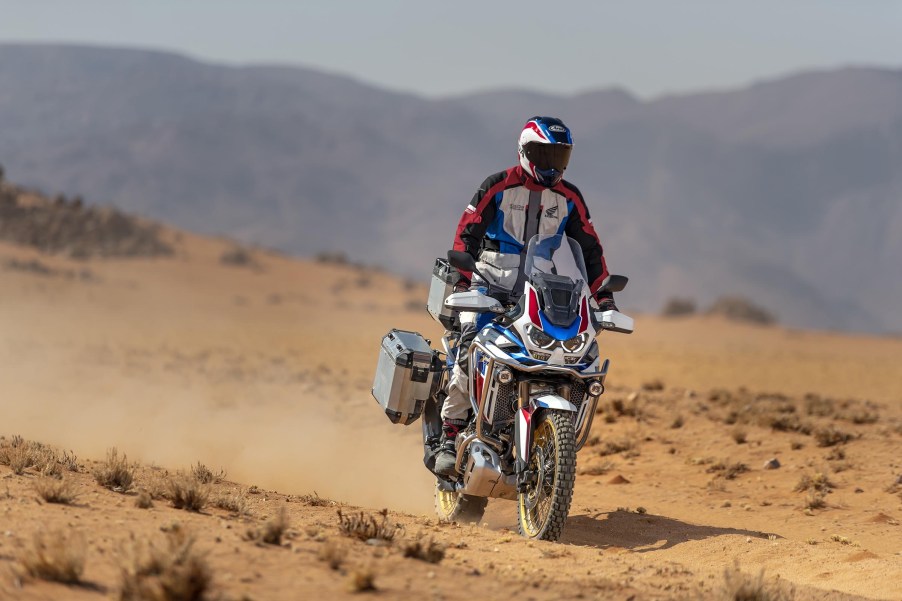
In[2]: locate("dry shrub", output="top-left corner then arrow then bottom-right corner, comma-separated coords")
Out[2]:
707,296 -> 776,325
246,507 -> 290,545
706,461 -> 750,480
318,539 -> 345,570
94,448 -> 135,493
804,491 -> 827,511
661,297 -> 696,317
33,477 -> 79,505
60,450 -> 80,472
814,426 -> 854,447
119,527 -> 212,601
18,529 -> 86,584
190,463 -> 224,485
135,489 -> 154,509
794,472 -> 834,493
579,460 -> 615,476
720,561 -> 792,601
213,489 -> 249,516
167,474 -> 209,512
337,509 -> 401,543
642,379 -> 665,392
348,566 -> 377,593
598,437 -> 636,457
298,492 -> 334,507
402,535 -> 446,564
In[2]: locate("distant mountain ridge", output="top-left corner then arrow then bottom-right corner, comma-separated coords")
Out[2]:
1,44 -> 900,333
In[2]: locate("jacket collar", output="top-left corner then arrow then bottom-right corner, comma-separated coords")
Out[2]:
512,165 -> 550,192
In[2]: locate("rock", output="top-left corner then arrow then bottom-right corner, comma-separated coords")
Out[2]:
763,458 -> 781,470
627,392 -> 639,403
608,474 -> 631,485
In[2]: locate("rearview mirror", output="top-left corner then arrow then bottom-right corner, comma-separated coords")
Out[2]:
447,250 -> 478,273
600,274 -> 628,293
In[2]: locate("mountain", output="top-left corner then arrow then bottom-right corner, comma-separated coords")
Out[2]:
1,44 -> 900,333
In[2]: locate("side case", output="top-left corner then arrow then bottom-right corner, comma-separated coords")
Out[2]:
372,329 -> 442,425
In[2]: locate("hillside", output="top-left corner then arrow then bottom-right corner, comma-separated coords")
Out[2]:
1,186 -> 901,599
0,45 -> 901,333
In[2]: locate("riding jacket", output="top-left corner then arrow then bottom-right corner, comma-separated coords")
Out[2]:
452,165 -> 611,300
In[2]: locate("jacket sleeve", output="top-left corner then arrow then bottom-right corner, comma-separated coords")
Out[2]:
452,174 -> 501,285
563,185 -> 610,300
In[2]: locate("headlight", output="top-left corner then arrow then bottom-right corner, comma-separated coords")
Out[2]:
527,325 -> 555,349
562,333 -> 589,353
496,368 -> 514,384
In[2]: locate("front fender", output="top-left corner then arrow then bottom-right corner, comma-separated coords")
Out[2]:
515,395 -> 578,472
531,394 -> 577,412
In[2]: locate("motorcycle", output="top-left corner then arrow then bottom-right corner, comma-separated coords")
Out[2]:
420,233 -> 633,540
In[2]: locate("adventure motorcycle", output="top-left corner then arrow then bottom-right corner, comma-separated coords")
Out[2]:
373,233 -> 632,541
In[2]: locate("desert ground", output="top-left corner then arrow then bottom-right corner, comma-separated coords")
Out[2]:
1,193 -> 900,600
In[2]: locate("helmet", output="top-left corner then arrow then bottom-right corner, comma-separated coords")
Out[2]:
518,116 -> 573,187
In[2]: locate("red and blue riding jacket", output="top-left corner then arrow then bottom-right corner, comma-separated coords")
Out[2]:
452,165 -> 611,300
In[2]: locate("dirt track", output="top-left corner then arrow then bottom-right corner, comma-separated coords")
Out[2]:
1,230 -> 900,600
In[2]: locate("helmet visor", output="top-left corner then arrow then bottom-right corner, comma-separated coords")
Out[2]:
523,142 -> 572,173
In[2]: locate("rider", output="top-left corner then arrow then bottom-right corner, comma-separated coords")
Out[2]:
434,116 -> 616,476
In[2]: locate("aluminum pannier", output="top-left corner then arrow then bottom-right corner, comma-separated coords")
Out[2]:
372,329 -> 441,425
426,258 -> 459,330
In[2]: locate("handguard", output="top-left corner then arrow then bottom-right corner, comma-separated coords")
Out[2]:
593,309 -> 634,334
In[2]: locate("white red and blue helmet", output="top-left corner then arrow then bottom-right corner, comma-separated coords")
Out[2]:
518,116 -> 573,187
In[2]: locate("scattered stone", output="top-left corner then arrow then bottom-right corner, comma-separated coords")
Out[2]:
854,488 -> 864,494
608,474 -> 631,485
626,392 -> 639,403
763,458 -> 781,470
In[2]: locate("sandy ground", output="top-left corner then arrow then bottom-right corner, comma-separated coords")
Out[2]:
1,230 -> 900,600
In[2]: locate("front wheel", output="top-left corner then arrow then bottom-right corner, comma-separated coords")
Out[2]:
517,410 -> 576,541
434,481 -> 488,524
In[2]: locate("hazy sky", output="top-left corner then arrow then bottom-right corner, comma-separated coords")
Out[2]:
2,1 -> 901,98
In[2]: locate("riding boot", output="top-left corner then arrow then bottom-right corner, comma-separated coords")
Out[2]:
433,419 -> 468,477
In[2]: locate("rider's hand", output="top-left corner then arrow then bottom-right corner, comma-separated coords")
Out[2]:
596,295 -> 618,312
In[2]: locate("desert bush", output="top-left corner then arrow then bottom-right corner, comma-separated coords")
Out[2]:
318,539 -> 344,570
246,507 -> 289,545
804,490 -> 827,511
167,474 -> 209,512
94,448 -> 135,493
814,426 -> 854,447
18,530 -> 86,584
794,472 -> 834,493
298,492 -> 334,507
33,477 -> 79,505
661,297 -> 696,317
706,461 -> 750,480
119,527 -> 212,601
402,535 -> 446,564
60,450 -> 80,472
348,566 -> 377,593
219,245 -> 258,268
598,437 -> 636,457
579,461 -> 615,476
720,561 -> 791,601
190,463 -> 224,485
135,489 -> 154,509
707,296 -> 776,325
403,535 -> 445,563
337,509 -> 401,543
213,490 -> 249,516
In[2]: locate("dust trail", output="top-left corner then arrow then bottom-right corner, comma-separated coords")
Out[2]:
0,343 -> 434,513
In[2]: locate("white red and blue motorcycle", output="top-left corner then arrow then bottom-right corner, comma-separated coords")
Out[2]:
422,233 -> 633,541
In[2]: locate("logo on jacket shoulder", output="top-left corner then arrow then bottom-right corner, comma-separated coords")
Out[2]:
545,205 -> 558,218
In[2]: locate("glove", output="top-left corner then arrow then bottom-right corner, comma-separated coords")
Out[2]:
595,294 -> 618,312
453,280 -> 470,293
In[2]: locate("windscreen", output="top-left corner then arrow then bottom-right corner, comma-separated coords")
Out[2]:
523,234 -> 589,292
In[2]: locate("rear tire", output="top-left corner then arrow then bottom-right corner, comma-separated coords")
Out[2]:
517,410 -> 576,541
434,481 -> 488,524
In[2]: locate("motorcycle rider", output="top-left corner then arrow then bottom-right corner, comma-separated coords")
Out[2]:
434,116 -> 616,477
